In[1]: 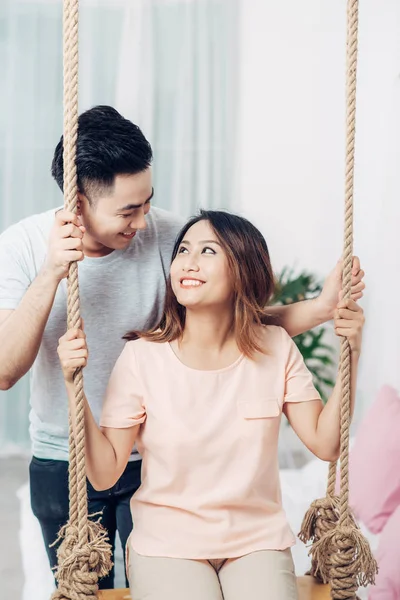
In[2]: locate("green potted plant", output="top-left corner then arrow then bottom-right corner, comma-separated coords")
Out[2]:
271,268 -> 336,403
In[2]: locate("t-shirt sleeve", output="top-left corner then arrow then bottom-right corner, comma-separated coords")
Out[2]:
100,342 -> 147,429
283,331 -> 321,404
0,225 -> 32,309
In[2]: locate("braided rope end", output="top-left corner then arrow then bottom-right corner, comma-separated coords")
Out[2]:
298,495 -> 340,544
312,524 -> 378,597
51,518 -> 113,599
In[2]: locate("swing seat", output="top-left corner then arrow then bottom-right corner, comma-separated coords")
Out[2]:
98,591 -> 131,600
97,576 -> 331,599
297,576 -> 331,599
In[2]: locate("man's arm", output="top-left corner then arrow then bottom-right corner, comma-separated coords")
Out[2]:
0,210 -> 85,390
0,270 -> 60,389
268,298 -> 328,339
269,258 -> 365,337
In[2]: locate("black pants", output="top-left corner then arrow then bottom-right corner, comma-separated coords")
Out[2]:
29,456 -> 141,589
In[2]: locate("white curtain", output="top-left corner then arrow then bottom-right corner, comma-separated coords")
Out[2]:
0,0 -> 239,453
113,0 -> 239,215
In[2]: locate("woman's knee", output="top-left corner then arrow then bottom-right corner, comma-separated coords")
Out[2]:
129,551 -> 223,600
220,549 -> 298,600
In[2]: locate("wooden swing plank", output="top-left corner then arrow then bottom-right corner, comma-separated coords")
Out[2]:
98,576 -> 331,599
98,591 -> 131,600
297,576 -> 331,599
97,590 -> 131,600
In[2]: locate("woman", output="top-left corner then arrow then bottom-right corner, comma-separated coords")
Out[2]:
58,210 -> 365,600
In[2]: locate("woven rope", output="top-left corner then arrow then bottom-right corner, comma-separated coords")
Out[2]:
51,2 -> 112,597
337,0 -> 358,527
64,0 -> 83,537
299,2 -> 377,597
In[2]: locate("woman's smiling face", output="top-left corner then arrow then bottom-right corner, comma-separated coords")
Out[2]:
170,219 -> 233,310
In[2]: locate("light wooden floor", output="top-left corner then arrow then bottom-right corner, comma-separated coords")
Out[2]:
98,576 -> 331,600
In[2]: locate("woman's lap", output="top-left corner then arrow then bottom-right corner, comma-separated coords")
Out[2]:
129,548 -> 298,600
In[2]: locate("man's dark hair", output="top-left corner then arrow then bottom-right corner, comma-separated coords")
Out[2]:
51,105 -> 153,202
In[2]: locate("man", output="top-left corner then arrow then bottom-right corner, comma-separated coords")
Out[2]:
0,105 -> 364,589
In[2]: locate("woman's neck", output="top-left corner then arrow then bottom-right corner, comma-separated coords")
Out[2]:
171,308 -> 241,371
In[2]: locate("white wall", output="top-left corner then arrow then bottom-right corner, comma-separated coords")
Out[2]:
237,0 -> 400,409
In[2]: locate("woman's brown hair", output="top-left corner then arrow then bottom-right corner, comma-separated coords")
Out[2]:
125,210 -> 275,357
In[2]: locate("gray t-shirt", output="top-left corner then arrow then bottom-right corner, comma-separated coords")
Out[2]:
0,206 -> 184,460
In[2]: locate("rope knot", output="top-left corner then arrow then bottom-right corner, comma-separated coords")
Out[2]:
298,495 -> 339,544
52,520 -> 113,599
312,523 -> 378,599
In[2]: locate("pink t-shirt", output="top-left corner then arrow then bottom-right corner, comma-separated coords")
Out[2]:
100,325 -> 320,559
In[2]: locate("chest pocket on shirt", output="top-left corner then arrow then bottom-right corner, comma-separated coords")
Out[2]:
237,398 -> 281,440
238,398 -> 280,419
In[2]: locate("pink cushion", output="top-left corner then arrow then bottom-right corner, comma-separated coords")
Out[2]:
349,385 -> 400,534
368,505 -> 400,599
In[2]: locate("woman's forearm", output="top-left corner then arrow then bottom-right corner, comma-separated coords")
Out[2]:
315,352 -> 359,460
65,380 -> 118,490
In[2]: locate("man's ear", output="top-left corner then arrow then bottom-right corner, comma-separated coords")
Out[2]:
76,192 -> 84,216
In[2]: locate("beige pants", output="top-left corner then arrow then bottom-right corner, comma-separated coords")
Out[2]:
129,548 -> 298,600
